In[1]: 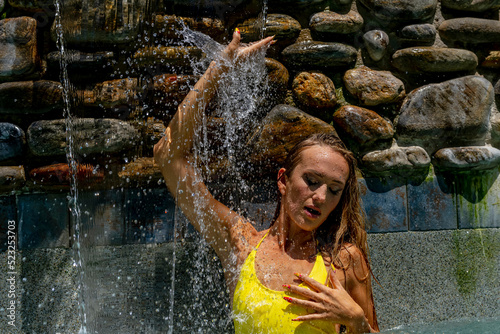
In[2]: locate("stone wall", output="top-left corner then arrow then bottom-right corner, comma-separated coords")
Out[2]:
1,0 -> 500,332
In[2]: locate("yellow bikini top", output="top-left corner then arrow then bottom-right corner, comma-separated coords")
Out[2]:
232,232 -> 338,334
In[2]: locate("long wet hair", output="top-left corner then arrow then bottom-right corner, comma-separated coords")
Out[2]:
271,133 -> 369,271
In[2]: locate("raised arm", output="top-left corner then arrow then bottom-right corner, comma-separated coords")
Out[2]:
153,31 -> 274,263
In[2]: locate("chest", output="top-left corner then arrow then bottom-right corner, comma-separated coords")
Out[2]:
253,245 -> 319,290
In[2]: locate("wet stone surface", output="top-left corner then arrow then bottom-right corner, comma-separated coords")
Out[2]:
357,0 -> 438,29
481,51 -> 500,68
392,47 -> 478,73
282,41 -> 358,70
237,14 -> 301,44
0,166 -> 25,191
363,30 -> 389,62
360,146 -> 431,174
438,17 -> 500,44
27,118 -> 139,156
0,122 -> 24,161
309,10 -> 364,36
247,104 -> 337,175
0,17 -> 38,81
432,146 -> 500,171
50,0 -> 148,45
0,81 -> 63,114
332,105 -> 394,152
343,66 -> 405,106
396,76 -> 494,154
153,14 -> 225,42
398,23 -> 436,45
292,71 -> 337,111
441,0 -> 500,12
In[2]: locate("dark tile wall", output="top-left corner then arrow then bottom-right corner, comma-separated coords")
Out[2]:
1,168 -> 499,250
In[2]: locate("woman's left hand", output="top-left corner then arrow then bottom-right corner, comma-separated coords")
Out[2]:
283,270 -> 372,333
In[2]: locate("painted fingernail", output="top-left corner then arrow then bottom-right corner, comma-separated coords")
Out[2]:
291,318 -> 299,322
283,296 -> 292,302
294,272 -> 301,278
270,39 -> 277,45
235,28 -> 240,34
283,284 -> 291,289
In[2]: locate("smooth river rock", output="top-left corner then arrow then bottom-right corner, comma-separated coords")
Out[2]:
361,146 -> 430,174
153,15 -> 225,42
343,66 -> 405,106
292,72 -> 337,111
433,146 -> 500,171
237,14 -> 301,43
267,0 -> 352,27
0,123 -> 25,161
27,118 -> 139,156
0,17 -> 38,81
0,81 -> 63,114
247,104 -> 338,173
439,18 -> 500,44
82,78 -> 139,108
282,41 -> 357,70
0,166 -> 25,189
392,47 -> 478,73
132,46 -> 204,69
396,76 -> 494,153
363,30 -> 389,62
309,10 -> 364,35
357,0 -> 438,28
398,24 -> 436,45
332,105 -> 394,152
441,0 -> 500,12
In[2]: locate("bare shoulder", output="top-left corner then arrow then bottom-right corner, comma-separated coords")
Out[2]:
227,216 -> 262,262
337,243 -> 370,286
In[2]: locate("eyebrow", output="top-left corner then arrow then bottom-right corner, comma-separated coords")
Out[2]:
306,170 -> 346,186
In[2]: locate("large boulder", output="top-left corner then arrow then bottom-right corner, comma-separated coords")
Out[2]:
433,146 -> 500,171
396,76 -> 494,154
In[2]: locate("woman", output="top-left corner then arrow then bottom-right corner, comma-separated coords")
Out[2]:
153,29 -> 379,333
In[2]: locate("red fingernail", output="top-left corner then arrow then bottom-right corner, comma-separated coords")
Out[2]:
235,28 -> 240,34
291,318 -> 299,321
283,296 -> 292,302
283,284 -> 291,289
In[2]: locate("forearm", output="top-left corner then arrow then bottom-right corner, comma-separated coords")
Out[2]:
167,61 -> 225,157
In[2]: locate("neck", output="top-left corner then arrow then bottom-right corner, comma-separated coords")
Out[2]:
270,211 -> 316,259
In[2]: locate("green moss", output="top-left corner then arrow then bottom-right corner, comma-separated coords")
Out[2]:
452,229 -> 500,296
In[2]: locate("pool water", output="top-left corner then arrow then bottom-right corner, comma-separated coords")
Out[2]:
382,317 -> 500,334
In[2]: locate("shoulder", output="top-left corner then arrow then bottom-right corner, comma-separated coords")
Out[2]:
227,216 -> 263,261
337,243 -> 370,288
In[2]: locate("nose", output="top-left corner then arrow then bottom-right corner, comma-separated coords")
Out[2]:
312,184 -> 328,203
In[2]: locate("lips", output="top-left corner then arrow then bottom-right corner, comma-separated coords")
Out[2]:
304,206 -> 321,218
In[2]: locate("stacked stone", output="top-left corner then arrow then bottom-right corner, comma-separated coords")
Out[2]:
1,0 -> 500,193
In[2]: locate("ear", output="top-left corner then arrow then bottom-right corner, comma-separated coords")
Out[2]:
277,168 -> 287,196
